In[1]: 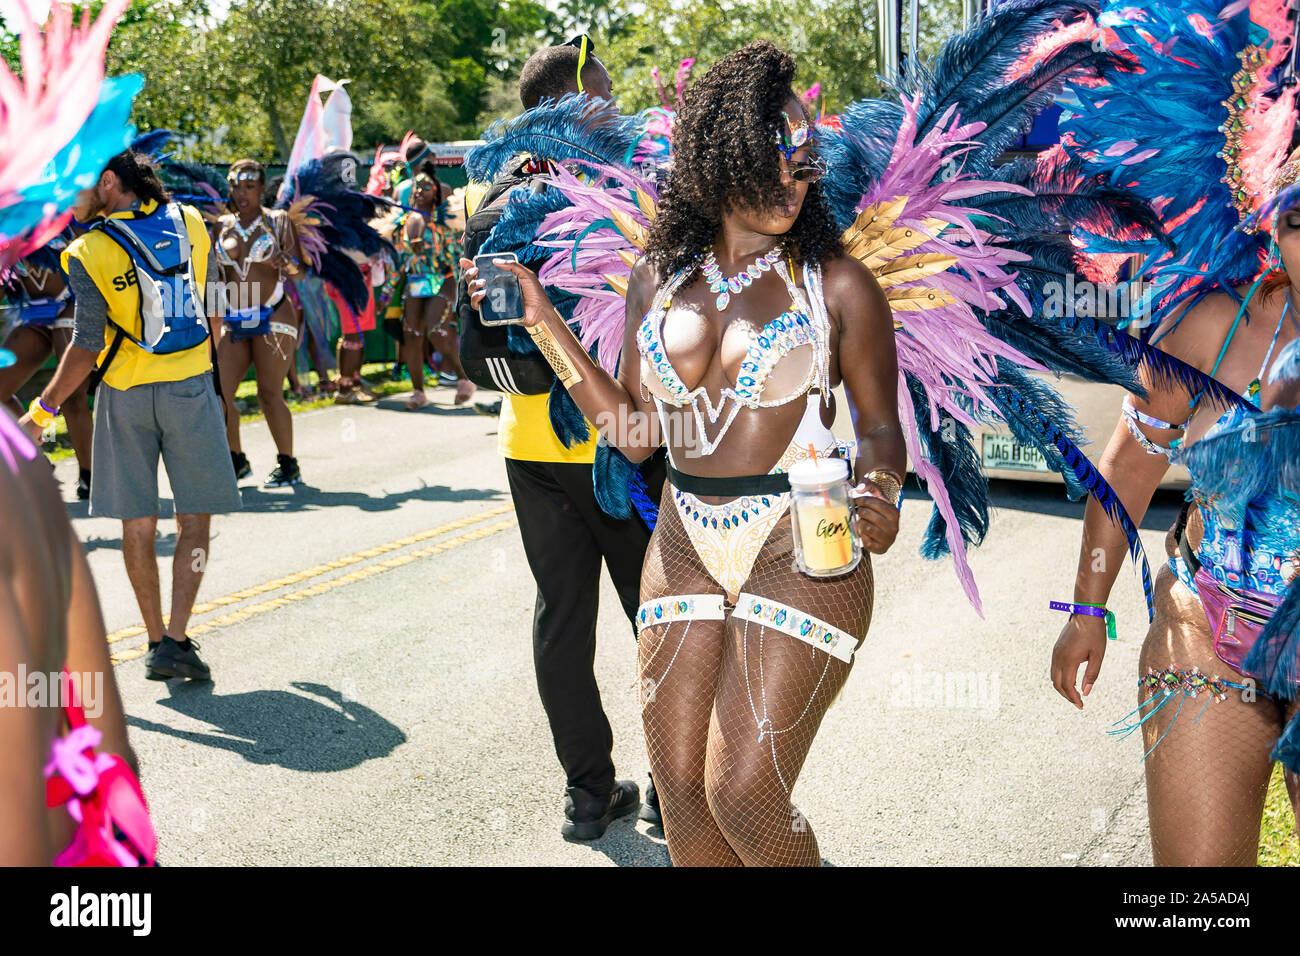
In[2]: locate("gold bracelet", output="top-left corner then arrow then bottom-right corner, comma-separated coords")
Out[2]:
527,320 -> 584,387
864,468 -> 903,507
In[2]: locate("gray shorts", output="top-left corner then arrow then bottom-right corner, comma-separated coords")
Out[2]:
91,372 -> 242,519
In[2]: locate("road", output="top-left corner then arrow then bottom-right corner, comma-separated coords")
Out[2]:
55,385 -> 1180,866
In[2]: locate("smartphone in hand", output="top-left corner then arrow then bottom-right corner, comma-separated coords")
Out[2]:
473,252 -> 525,326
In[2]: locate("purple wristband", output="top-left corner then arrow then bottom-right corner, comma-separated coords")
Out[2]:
1049,601 -> 1105,618
37,396 -> 58,416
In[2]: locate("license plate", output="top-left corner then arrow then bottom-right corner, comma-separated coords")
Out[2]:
981,433 -> 1050,473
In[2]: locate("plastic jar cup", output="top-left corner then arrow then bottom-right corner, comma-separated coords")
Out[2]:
788,457 -> 862,577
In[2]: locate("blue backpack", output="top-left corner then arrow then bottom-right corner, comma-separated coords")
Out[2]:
92,202 -> 209,367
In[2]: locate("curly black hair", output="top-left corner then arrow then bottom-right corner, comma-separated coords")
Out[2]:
646,40 -> 841,279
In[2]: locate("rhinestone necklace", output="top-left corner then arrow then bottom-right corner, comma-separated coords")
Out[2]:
230,216 -> 264,243
701,246 -> 783,311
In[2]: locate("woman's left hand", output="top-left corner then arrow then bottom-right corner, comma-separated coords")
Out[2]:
851,482 -> 899,554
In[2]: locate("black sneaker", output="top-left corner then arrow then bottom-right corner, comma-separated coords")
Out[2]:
473,398 -> 503,417
263,454 -> 302,488
231,451 -> 252,480
640,773 -> 661,825
561,780 -> 639,841
146,635 -> 211,681
76,469 -> 91,501
144,642 -> 168,681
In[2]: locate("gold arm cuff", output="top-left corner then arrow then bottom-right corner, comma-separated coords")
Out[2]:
864,469 -> 903,508
527,320 -> 584,387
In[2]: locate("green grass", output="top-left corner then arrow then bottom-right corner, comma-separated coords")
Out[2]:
39,362 -> 416,461
1259,763 -> 1299,867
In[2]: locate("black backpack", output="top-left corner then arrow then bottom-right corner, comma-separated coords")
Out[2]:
455,167 -> 556,395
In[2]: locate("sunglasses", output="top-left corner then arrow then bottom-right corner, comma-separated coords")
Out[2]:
781,155 -> 827,183
227,169 -> 262,185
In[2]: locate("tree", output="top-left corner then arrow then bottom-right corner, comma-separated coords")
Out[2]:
600,0 -> 966,115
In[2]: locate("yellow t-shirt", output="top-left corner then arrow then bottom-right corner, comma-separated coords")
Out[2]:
498,392 -> 598,463
465,175 -> 599,464
62,199 -> 212,391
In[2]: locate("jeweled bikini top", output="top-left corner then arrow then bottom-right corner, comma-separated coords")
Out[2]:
636,257 -> 832,457
216,211 -> 284,280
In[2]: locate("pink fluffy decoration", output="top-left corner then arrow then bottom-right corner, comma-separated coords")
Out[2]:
1008,14 -> 1098,79
0,0 -> 131,267
534,161 -> 660,374
854,93 -> 1047,613
1238,0 -> 1297,210
0,0 -> 130,198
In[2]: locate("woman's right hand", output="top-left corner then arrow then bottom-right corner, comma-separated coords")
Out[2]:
458,257 -> 556,329
1050,613 -> 1109,709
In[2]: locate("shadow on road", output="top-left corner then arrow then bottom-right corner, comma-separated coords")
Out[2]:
372,397 -> 486,417
126,680 -> 407,772
565,818 -> 672,867
903,476 -> 1185,532
235,481 -> 504,515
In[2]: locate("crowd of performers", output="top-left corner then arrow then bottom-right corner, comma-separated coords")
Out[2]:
2,0 -> 1300,869
1,133 -> 471,493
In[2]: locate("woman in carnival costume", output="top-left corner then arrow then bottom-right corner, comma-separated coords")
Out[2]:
214,158 -> 308,488
0,0 -> 156,866
380,164 -> 470,408
466,0 -> 1175,864
1050,0 -> 1300,865
0,228 -> 95,499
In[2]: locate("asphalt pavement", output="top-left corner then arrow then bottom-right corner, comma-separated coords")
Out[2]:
54,384 -> 1180,866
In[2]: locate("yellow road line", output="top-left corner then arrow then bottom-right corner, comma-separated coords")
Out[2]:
111,516 -> 518,665
105,503 -> 516,645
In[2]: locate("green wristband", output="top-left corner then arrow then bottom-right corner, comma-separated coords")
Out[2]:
1077,603 -> 1117,641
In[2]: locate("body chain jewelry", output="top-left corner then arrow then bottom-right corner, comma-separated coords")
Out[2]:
636,619 -> 692,708
702,247 -> 783,312
742,616 -> 832,796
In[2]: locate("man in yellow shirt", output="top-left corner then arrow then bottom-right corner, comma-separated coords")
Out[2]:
458,38 -> 657,840
19,150 -> 240,682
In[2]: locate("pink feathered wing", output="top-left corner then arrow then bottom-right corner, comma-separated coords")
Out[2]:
534,161 -> 661,374
855,94 -> 1046,613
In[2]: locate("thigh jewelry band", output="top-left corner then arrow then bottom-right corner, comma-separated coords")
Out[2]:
734,593 -> 857,663
636,593 -> 726,633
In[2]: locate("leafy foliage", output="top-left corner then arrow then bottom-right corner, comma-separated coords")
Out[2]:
2,0 -> 967,160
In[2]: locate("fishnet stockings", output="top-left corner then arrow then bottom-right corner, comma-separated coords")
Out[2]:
1137,529 -> 1300,866
638,488 -> 873,866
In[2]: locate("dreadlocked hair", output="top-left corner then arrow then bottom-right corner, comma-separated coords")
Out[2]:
104,149 -> 170,206
646,40 -> 841,279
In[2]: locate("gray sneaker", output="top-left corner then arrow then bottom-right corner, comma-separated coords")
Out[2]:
147,636 -> 212,681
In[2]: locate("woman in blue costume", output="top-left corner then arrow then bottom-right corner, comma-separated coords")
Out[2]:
1050,0 -> 1300,865
213,159 -> 308,488
0,232 -> 95,498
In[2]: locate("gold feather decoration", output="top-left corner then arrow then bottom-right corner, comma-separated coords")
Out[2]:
634,188 -> 658,223
604,273 -> 629,297
842,197 -> 950,269
609,205 -> 649,249
886,287 -> 957,311
872,252 -> 959,289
